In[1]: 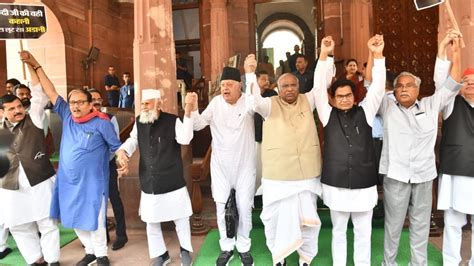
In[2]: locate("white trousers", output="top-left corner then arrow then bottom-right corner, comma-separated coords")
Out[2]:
443,208 -> 474,266
0,224 -> 9,252
9,217 -> 60,264
74,197 -> 107,257
261,191 -> 321,265
330,209 -> 372,266
216,201 -> 252,252
146,217 -> 193,258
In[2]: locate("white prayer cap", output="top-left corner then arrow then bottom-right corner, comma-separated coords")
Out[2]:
141,89 -> 161,101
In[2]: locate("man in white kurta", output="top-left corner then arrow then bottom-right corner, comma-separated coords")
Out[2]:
191,67 -> 256,266
0,81 -> 59,264
433,36 -> 474,264
117,89 -> 194,266
245,48 -> 334,265
315,36 -> 385,266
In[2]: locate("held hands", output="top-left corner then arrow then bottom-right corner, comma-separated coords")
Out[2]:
116,149 -> 129,178
19,50 -> 40,68
438,29 -> 462,57
368,34 -> 384,57
184,92 -> 198,116
244,54 -> 257,74
320,36 -> 335,56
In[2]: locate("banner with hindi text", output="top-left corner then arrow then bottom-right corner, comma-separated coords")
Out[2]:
0,4 -> 47,39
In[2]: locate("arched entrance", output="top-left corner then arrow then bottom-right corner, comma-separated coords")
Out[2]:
257,12 -> 315,64
262,27 -> 302,72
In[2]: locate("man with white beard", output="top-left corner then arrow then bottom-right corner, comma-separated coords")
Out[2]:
116,89 -> 195,266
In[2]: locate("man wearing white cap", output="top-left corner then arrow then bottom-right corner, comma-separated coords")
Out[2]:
189,66 -> 256,266
116,89 -> 195,266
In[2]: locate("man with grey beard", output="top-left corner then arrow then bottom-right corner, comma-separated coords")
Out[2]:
116,89 -> 196,266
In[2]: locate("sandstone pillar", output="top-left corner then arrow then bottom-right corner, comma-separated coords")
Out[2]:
133,0 -> 178,115
210,0 -> 230,82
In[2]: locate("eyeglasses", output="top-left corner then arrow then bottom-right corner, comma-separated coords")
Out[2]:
394,82 -> 417,89
335,93 -> 354,101
69,100 -> 89,106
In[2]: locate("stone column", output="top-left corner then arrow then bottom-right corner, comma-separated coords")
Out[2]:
210,0 -> 230,82
133,0 -> 178,115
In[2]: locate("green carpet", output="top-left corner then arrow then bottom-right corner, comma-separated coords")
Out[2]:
0,225 -> 77,265
194,210 -> 443,265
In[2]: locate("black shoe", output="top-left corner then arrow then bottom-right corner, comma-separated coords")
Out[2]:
216,250 -> 233,266
75,254 -> 96,266
0,247 -> 12,259
96,256 -> 110,266
111,236 -> 128,250
151,251 -> 170,266
276,259 -> 286,266
238,252 -> 253,266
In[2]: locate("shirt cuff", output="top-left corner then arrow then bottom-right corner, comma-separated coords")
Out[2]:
445,76 -> 463,92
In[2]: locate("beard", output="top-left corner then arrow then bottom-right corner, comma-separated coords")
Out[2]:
139,109 -> 158,124
21,98 -> 31,109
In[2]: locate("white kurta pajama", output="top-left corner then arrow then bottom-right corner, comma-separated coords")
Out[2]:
246,58 -> 334,265
192,95 -> 256,253
315,57 -> 386,266
120,117 -> 194,258
433,58 -> 474,266
260,179 -> 322,265
0,84 -> 59,264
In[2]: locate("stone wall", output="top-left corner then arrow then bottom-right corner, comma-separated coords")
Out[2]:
0,0 -> 134,101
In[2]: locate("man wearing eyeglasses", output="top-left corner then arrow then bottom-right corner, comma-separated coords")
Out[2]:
379,32 -> 463,266
245,47 -> 333,265
19,51 -> 122,266
314,35 -> 385,266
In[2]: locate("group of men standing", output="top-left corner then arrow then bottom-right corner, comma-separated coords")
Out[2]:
0,29 -> 472,266
184,30 -> 470,266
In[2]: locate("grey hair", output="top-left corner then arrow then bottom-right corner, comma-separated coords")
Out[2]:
277,73 -> 299,88
393,72 -> 421,88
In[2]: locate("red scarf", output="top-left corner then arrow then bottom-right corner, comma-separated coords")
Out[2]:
72,108 -> 110,124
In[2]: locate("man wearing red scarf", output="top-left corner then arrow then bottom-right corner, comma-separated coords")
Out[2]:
20,51 -> 122,266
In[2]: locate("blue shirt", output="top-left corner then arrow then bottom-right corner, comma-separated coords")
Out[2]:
50,96 -> 121,230
372,115 -> 384,139
118,84 -> 134,108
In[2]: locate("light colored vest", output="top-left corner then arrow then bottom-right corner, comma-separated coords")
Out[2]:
262,95 -> 322,180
